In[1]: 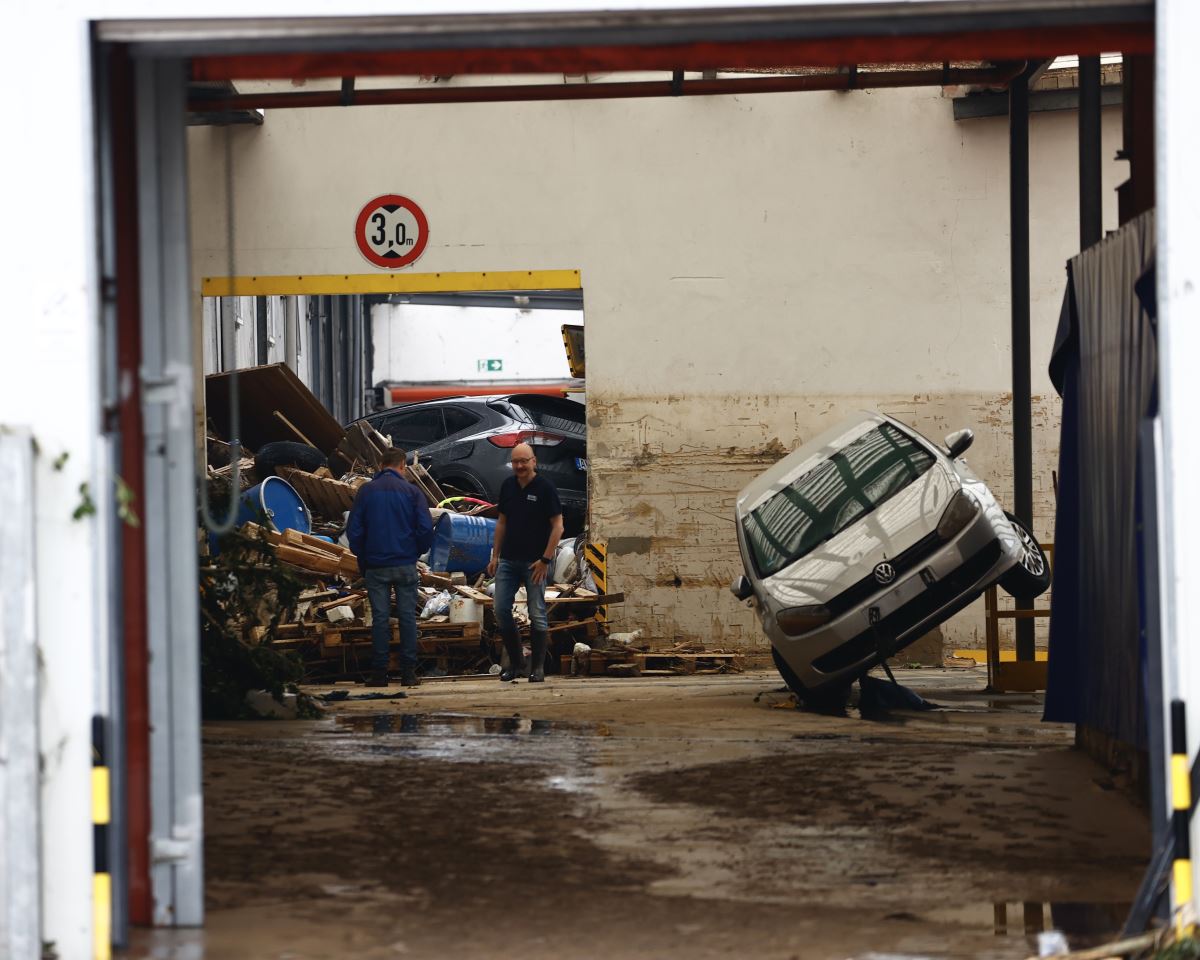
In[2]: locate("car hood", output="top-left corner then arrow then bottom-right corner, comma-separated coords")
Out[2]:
759,459 -> 959,608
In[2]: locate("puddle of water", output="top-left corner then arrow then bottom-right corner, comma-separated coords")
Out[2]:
334,712 -> 597,737
926,901 -> 1130,947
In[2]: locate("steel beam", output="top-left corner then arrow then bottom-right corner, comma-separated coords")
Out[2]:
1079,55 -> 1104,248
1009,66 -> 1036,662
135,57 -> 205,927
953,84 -> 1122,120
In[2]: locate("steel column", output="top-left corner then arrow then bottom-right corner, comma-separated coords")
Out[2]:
1009,67 -> 1035,661
1079,55 -> 1103,249
284,296 -> 299,372
135,57 -> 205,926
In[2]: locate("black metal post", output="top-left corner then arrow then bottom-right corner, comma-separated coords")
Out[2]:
1010,68 -> 1035,661
1079,55 -> 1103,249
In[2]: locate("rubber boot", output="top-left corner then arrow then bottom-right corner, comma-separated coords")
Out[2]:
528,628 -> 548,683
499,624 -> 525,682
400,665 -> 420,687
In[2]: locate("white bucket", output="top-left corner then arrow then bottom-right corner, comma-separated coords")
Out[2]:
449,597 -> 481,624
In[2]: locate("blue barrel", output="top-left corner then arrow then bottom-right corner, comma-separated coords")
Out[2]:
237,476 -> 312,535
428,513 -> 496,576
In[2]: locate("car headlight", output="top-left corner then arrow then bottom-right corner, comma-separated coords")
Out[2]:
937,490 -> 980,540
776,604 -> 832,636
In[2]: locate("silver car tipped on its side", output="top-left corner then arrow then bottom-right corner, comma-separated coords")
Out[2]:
730,412 -> 1050,702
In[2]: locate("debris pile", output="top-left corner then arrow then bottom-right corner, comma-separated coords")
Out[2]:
206,363 -> 741,686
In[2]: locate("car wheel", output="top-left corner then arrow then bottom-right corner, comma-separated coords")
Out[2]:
998,511 -> 1051,601
254,441 -> 327,477
771,647 -> 850,714
436,474 -> 490,502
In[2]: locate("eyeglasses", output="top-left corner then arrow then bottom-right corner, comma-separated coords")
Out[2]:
511,457 -> 534,465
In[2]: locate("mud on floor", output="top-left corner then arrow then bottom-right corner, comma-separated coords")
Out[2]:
131,670 -> 1150,960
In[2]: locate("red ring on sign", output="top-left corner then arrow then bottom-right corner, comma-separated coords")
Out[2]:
354,194 -> 430,269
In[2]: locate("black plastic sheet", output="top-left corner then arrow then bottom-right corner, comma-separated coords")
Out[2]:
1045,210 -> 1156,745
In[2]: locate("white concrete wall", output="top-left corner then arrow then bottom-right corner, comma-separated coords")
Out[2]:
3,7 -> 107,957
370,302 -> 581,384
190,84 -> 1123,650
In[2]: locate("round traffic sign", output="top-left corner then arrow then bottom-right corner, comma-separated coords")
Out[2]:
354,194 -> 429,269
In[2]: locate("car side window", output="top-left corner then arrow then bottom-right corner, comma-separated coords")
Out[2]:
380,408 -> 446,450
442,406 -> 482,437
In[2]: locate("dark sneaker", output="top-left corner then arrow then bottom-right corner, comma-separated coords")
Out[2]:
364,671 -> 389,688
400,668 -> 420,687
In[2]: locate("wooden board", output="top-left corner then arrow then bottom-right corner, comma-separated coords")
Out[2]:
206,363 -> 345,458
548,592 -> 624,606
632,652 -> 745,675
275,544 -> 342,575
276,466 -> 363,518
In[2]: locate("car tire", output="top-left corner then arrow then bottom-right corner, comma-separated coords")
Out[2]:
254,441 -> 327,478
436,474 -> 491,504
771,647 -> 850,714
998,511 -> 1051,601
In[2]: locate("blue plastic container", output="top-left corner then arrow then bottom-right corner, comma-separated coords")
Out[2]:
237,476 -> 312,535
428,513 -> 496,576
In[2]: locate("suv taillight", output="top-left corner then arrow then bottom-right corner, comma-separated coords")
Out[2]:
487,431 -> 565,448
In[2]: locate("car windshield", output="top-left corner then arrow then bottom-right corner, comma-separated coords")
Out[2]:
742,422 -> 936,577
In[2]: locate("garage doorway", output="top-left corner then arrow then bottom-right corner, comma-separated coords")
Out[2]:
92,6 -> 1161,956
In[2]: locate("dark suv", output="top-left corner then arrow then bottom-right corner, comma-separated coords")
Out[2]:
354,394 -> 588,535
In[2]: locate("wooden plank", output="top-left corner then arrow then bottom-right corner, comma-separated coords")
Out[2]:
420,569 -> 457,589
453,585 -> 494,604
547,592 -> 624,606
275,544 -> 343,575
272,409 -> 317,447
313,590 -> 365,614
993,660 -> 1048,693
282,528 -> 349,557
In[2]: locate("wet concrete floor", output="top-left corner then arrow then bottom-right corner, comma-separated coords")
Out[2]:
121,667 -> 1148,960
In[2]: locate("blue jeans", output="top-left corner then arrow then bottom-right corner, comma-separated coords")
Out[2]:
493,558 -> 548,633
364,565 -> 419,672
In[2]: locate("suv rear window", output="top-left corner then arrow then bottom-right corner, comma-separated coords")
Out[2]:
743,422 -> 936,578
509,395 -> 585,436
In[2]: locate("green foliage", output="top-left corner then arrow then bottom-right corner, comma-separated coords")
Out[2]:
115,475 -> 140,527
71,482 -> 96,521
1157,937 -> 1200,960
199,519 -> 307,720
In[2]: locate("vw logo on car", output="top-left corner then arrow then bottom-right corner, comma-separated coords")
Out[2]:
873,561 -> 896,585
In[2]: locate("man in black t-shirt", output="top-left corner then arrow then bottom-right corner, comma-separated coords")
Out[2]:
486,442 -> 564,682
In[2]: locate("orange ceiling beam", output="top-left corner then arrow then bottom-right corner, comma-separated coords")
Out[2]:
191,23 -> 1153,82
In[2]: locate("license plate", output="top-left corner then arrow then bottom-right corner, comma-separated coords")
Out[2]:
575,457 -> 588,471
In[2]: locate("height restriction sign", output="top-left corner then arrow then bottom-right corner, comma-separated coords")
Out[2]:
354,194 -> 429,269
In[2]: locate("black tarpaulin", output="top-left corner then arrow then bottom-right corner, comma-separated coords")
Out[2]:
1044,210 -> 1156,745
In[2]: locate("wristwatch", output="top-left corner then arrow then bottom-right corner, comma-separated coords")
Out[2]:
540,556 -> 553,564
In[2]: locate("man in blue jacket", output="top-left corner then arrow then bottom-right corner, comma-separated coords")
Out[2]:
347,449 -> 434,687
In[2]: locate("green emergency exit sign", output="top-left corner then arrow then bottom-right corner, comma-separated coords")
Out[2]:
477,359 -> 503,372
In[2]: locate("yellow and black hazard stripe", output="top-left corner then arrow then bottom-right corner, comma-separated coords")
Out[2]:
93,716 -> 112,960
1172,700 -> 1194,932
584,540 -> 607,623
